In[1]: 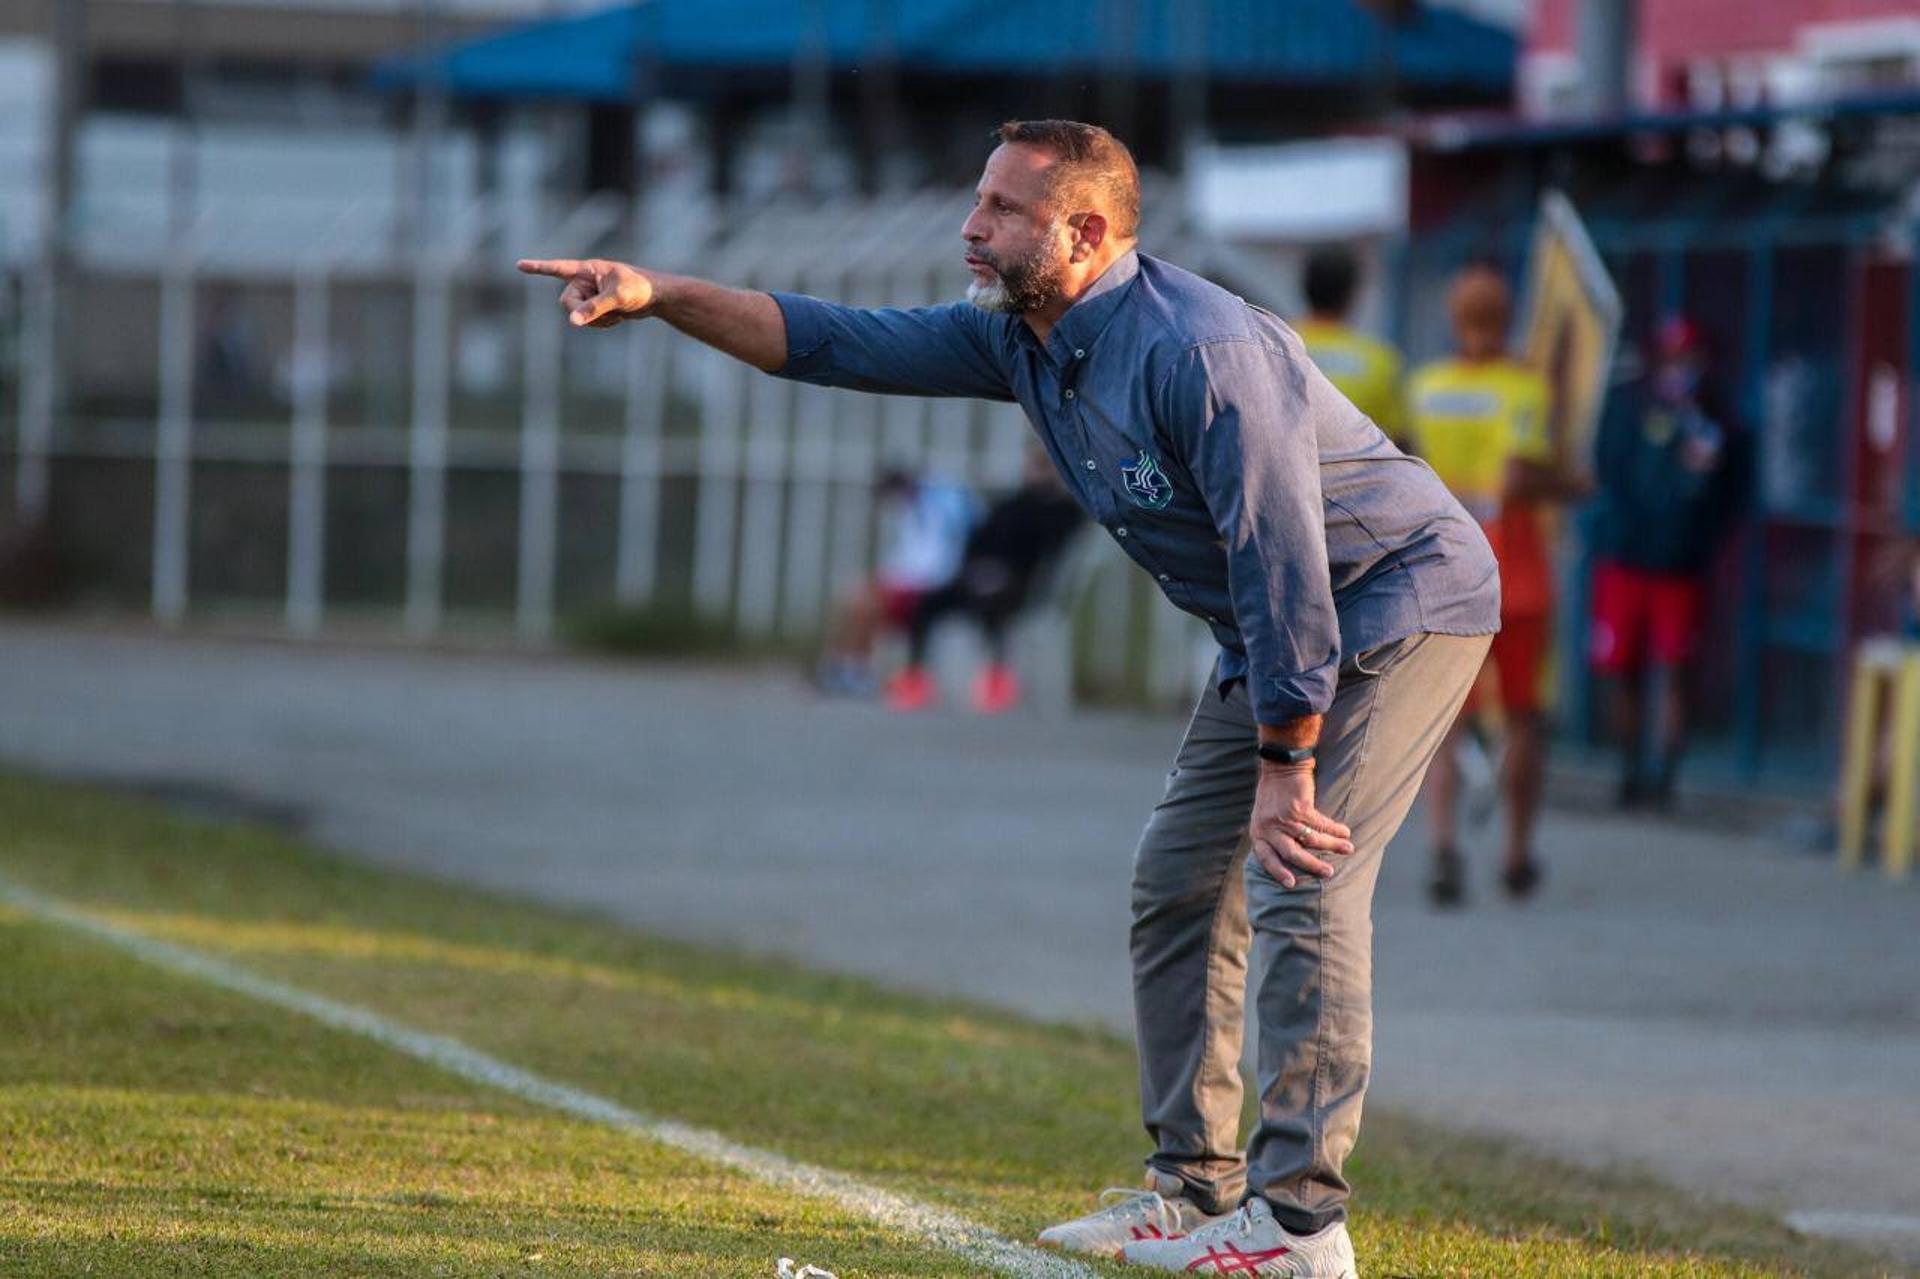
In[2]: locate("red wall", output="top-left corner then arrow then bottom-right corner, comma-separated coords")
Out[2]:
1532,0 -> 1920,60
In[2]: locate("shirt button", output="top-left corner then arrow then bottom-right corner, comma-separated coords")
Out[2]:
1205,614 -> 1220,624
1074,348 -> 1086,359
1064,389 -> 1076,400
1083,459 -> 1097,470
1157,573 -> 1170,583
1115,527 -> 1129,538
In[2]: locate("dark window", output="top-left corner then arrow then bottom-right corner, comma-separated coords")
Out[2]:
92,57 -> 181,114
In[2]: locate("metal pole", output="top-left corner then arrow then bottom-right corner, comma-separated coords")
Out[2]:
403,0 -> 449,637
18,0 -> 85,520
858,0 -> 900,193
152,254 -> 196,625
789,0 -> 831,194
826,280 -> 883,610
405,258 -> 451,637
781,377 -> 836,637
1147,594 -> 1194,707
286,268 -> 329,635
170,0 -> 200,249
691,342 -> 745,619
516,272 -> 562,642
1733,246 -> 1774,779
1576,0 -> 1638,117
15,262 -> 55,521
1098,0 -> 1138,142
150,0 -> 203,626
1907,228 -> 1920,535
1171,0 -> 1211,168
734,368 -> 791,637
614,12 -> 663,607
615,330 -> 665,604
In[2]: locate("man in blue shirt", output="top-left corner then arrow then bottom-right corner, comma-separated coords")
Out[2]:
521,120 -> 1496,1277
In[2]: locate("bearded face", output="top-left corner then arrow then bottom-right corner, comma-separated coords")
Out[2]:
965,223 -> 1069,315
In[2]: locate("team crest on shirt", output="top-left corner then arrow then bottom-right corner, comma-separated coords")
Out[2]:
1120,450 -> 1173,510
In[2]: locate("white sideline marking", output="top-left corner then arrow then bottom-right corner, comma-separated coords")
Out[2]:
0,878 -> 1099,1279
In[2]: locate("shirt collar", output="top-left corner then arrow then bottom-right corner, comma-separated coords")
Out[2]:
1041,249 -> 1140,364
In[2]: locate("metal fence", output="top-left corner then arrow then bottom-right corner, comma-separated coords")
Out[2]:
1403,198 -> 1920,779
2,184 -> 1228,710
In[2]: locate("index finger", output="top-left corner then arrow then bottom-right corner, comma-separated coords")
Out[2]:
516,258 -> 583,279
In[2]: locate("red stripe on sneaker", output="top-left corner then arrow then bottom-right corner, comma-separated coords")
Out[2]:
1183,1242 -> 1292,1273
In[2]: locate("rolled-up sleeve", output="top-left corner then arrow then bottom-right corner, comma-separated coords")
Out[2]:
771,294 -> 1014,401
1160,340 -> 1339,724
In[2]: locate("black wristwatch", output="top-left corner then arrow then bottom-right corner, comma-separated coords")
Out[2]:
1256,743 -> 1316,767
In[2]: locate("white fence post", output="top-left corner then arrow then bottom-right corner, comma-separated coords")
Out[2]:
286,267 -> 330,635
691,341 -> 746,619
781,377 -> 837,638
14,261 -> 55,521
151,255 -> 196,626
517,270 -> 562,642
514,192 -> 622,638
1086,557 -> 1132,694
405,255 -> 451,638
615,328 -> 667,605
1147,595 -> 1198,707
734,369 -> 792,637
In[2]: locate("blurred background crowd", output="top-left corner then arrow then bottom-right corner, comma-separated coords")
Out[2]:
4,0 -> 1920,832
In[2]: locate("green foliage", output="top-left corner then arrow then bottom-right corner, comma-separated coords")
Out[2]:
563,602 -> 808,661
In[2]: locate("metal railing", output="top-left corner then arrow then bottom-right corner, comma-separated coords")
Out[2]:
4,183 -> 1221,711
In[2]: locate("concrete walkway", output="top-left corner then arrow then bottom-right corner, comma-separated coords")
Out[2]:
2,621 -> 1916,1263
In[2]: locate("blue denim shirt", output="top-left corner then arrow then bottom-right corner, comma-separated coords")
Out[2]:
772,250 -> 1498,724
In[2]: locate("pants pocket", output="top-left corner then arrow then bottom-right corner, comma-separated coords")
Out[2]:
1346,635 -> 1411,679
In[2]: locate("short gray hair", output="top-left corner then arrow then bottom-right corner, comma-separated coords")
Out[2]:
993,119 -> 1140,241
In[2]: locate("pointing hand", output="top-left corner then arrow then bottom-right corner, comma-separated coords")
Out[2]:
515,257 -> 656,329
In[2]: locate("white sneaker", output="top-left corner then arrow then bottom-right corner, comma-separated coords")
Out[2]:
1036,1170 -> 1226,1258
1120,1196 -> 1357,1276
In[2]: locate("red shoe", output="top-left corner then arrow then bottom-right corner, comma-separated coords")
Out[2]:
971,664 -> 1021,715
884,666 -> 937,712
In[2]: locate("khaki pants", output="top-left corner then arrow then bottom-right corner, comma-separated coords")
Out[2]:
1130,631 -> 1490,1232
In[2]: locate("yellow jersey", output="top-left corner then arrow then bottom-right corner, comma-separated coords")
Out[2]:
1406,358 -> 1552,520
1407,357 -> 1555,616
1295,318 -> 1404,442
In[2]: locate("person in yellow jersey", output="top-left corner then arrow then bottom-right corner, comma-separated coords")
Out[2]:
1294,247 -> 1405,444
1407,264 -> 1576,906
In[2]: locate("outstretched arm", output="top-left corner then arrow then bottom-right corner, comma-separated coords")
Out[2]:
516,256 -> 1012,400
516,258 -> 787,372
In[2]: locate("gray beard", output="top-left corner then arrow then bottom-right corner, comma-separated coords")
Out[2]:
965,232 -> 1065,315
966,278 -> 1016,312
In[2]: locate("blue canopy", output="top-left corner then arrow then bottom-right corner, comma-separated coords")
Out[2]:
376,0 -> 1514,103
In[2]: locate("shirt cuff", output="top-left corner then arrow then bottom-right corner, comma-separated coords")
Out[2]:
768,292 -> 831,381
1250,666 -> 1336,726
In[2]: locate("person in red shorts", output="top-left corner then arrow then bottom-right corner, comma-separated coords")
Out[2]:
1589,317 -> 1745,809
816,468 -> 979,698
1408,266 -> 1578,903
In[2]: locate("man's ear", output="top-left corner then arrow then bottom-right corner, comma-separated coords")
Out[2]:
1070,211 -> 1108,261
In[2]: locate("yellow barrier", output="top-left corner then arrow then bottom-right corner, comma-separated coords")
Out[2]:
1838,637 -> 1920,879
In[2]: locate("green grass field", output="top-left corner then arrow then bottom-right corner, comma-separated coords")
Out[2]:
0,772 -> 1900,1278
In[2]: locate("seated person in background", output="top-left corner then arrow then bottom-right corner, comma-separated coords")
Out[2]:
1589,316 -> 1745,809
886,451 -> 1086,713
1293,245 -> 1406,447
1409,263 -> 1577,905
817,468 -> 979,696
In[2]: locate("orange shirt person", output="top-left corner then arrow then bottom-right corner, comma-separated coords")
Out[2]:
1407,264 -> 1570,906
